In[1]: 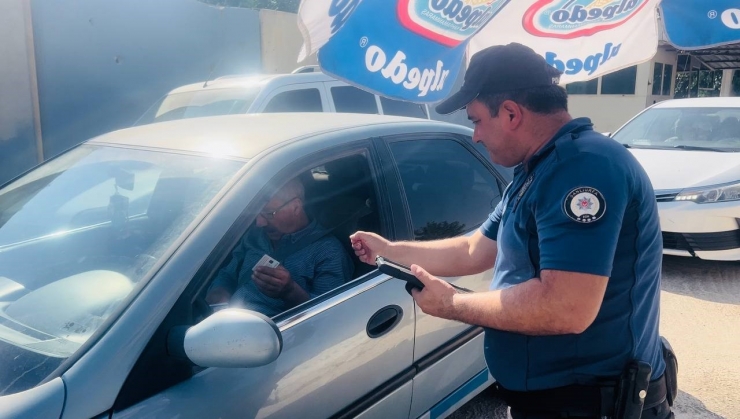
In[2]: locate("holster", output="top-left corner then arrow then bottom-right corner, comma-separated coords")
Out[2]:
613,360 -> 652,419
661,336 -> 679,407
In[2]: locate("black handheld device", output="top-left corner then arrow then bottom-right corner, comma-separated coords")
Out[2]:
376,256 -> 425,293
375,256 -> 473,295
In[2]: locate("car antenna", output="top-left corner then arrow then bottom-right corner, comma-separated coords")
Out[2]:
203,57 -> 223,88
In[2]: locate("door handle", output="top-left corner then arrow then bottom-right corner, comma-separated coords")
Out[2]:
366,305 -> 403,338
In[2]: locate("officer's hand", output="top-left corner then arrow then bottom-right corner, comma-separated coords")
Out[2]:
350,231 -> 390,265
409,264 -> 458,320
253,266 -> 295,299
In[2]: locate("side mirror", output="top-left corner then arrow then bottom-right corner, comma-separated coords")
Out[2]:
168,309 -> 282,368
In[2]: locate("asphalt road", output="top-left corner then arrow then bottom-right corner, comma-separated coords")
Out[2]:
449,255 -> 740,419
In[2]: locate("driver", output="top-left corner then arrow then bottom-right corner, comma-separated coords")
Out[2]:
205,178 -> 353,317
669,115 -> 712,143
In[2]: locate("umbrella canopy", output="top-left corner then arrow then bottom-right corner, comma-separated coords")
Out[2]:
297,0 -> 740,104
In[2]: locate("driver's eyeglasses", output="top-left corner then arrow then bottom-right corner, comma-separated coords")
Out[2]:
259,197 -> 299,220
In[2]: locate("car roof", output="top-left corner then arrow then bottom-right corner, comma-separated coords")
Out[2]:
167,72 -> 339,94
88,113 -> 458,159
651,97 -> 740,109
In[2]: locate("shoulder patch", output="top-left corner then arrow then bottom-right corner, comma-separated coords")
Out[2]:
563,187 -> 606,223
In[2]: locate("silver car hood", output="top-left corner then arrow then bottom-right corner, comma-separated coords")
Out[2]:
0,270 -> 133,358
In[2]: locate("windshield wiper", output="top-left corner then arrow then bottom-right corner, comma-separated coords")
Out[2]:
621,143 -> 631,148
671,145 -> 734,152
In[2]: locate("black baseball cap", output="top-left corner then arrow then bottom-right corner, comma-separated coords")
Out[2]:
435,43 -> 563,115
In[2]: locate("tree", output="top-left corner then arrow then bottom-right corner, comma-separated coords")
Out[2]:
199,0 -> 300,13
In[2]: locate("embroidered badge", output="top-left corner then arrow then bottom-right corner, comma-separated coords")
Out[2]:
563,187 -> 606,223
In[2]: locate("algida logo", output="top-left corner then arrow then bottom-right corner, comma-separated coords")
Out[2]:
397,0 -> 510,47
523,0 -> 649,39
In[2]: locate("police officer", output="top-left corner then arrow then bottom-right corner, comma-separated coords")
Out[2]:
350,43 -> 675,419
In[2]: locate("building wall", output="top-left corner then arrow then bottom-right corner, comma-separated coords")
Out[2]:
259,9 -> 318,74
30,0 -> 262,159
0,0 -> 42,184
646,47 -> 679,106
567,47 -> 679,134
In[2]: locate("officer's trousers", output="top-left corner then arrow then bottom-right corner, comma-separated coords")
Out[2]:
507,397 -> 674,419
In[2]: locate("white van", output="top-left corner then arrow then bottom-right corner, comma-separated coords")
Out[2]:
134,66 -> 431,126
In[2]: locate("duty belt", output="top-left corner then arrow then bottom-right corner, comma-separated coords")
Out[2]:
493,373 -> 668,418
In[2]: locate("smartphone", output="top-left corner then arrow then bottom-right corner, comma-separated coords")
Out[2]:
376,256 -> 425,290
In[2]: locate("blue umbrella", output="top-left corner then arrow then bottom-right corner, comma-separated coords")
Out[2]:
296,0 -> 740,104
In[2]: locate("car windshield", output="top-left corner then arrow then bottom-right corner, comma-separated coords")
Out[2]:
0,145 -> 242,396
612,107 -> 740,152
135,87 -> 261,126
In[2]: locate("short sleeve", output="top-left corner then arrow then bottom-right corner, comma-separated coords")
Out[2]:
536,153 -> 630,277
480,198 -> 505,240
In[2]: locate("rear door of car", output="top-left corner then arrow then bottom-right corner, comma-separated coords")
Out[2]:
380,133 -> 508,418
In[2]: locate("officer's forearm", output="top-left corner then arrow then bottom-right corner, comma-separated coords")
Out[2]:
450,271 -> 606,335
387,232 -> 496,277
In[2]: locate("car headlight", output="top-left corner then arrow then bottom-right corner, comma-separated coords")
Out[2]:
675,181 -> 740,203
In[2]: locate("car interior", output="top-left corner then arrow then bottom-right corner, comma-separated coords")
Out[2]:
640,109 -> 740,145
201,153 -> 383,319
299,154 -> 381,280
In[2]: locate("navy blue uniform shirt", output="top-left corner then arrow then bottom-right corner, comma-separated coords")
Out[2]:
480,118 -> 665,391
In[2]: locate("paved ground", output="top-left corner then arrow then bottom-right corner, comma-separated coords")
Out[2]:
449,255 -> 740,419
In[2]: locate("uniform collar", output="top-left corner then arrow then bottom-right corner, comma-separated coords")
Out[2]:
521,117 -> 594,173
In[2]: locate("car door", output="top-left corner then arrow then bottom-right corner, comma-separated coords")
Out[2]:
108,140 -> 416,419
382,134 -> 507,418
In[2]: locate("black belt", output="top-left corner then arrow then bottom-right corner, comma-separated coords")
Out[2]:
493,374 -> 668,417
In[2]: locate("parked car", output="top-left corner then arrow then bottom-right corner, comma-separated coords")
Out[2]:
133,67 -> 431,126
610,97 -> 740,261
0,113 -> 509,419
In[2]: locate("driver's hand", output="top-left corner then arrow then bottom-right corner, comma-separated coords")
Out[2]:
252,266 -> 295,299
205,286 -> 231,304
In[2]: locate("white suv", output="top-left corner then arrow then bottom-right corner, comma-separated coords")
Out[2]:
134,66 -> 431,126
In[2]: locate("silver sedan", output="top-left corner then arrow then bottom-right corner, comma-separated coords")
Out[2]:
0,113 -> 509,419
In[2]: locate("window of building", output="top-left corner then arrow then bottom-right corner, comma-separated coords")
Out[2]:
566,79 -> 598,95
601,65 -> 637,95
662,64 -> 674,96
652,63 -> 664,96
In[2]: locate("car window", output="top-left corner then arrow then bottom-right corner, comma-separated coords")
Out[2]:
0,145 -> 242,396
135,87 -> 260,125
330,86 -> 378,114
612,107 -> 740,151
390,139 -> 502,240
379,97 -> 428,119
263,88 -> 323,113
203,153 -> 383,319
